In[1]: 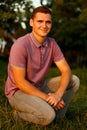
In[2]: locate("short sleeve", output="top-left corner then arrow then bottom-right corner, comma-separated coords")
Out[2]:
9,40 -> 27,68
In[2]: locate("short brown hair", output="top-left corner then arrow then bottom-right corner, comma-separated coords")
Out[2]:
31,6 -> 52,19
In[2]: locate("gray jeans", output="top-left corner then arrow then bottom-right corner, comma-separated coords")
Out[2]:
8,75 -> 80,125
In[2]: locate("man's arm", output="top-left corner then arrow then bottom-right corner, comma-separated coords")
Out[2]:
46,58 -> 72,108
55,58 -> 72,98
11,65 -> 48,101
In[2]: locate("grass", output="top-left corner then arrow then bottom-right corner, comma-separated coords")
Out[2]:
0,59 -> 87,130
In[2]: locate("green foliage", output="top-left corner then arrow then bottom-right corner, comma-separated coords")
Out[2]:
50,0 -> 87,67
0,0 -> 87,67
0,0 -> 34,58
0,0 -> 33,37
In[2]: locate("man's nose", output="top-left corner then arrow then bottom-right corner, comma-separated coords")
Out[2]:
43,22 -> 47,27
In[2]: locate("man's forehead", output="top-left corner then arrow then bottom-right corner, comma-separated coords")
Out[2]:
34,12 -> 52,20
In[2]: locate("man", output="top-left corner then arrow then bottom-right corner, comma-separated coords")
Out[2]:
5,6 -> 80,125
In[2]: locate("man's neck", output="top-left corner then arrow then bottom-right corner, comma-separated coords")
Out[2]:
32,32 -> 46,44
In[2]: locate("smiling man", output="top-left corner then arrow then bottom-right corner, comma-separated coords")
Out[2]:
5,6 -> 80,125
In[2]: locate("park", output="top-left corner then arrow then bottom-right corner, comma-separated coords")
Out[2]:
0,0 -> 87,129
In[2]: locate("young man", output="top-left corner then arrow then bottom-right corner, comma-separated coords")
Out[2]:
5,6 -> 80,125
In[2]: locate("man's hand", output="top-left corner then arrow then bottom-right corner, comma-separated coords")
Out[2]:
46,93 -> 65,110
55,100 -> 65,110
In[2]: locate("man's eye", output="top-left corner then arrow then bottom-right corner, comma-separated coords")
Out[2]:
46,21 -> 51,24
38,20 -> 43,23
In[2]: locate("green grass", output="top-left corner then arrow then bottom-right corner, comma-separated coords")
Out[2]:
0,59 -> 87,130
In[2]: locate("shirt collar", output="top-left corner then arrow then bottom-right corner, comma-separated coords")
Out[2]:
30,32 -> 48,48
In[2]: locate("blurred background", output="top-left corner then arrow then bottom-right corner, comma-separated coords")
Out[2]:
0,0 -> 87,68
0,1 -> 87,129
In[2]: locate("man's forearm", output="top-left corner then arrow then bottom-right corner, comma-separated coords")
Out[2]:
55,71 -> 72,99
15,79 -> 48,101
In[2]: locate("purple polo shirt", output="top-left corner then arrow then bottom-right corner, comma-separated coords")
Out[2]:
5,32 -> 64,98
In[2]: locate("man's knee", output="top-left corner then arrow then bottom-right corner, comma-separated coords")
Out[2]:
72,75 -> 80,92
41,109 -> 56,125
27,107 -> 56,126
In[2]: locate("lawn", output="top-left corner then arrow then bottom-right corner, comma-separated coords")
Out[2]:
0,59 -> 87,130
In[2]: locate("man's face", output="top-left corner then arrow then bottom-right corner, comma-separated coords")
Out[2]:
30,12 -> 52,38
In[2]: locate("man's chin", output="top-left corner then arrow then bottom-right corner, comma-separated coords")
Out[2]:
40,33 -> 49,37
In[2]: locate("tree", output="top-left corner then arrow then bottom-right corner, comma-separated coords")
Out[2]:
40,0 -> 53,8
50,0 -> 87,67
0,0 -> 34,56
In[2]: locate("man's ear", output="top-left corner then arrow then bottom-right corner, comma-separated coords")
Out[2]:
29,19 -> 33,27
